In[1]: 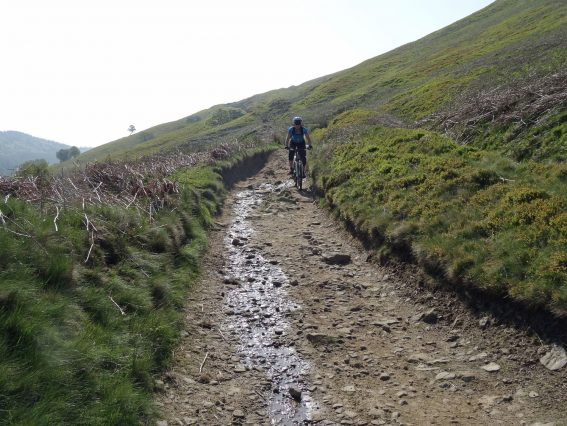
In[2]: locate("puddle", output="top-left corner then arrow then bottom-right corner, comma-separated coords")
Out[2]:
222,183 -> 321,424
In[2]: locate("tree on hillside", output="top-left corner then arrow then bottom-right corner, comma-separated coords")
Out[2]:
56,148 -> 70,162
56,146 -> 81,163
69,146 -> 80,158
128,124 -> 136,135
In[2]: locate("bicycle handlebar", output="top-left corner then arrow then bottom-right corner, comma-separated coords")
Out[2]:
286,145 -> 311,150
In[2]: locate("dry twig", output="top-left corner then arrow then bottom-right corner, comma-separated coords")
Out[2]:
109,295 -> 126,315
199,352 -> 209,373
54,205 -> 60,232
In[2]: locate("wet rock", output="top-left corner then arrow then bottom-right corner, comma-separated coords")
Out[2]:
232,238 -> 245,246
421,308 -> 439,324
223,277 -> 241,286
233,409 -> 245,418
344,410 -> 357,418
342,385 -> 356,393
369,408 -> 386,418
234,364 -> 247,373
322,253 -> 352,265
289,387 -> 302,401
446,334 -> 459,342
469,352 -> 488,362
540,345 -> 567,371
481,362 -> 501,372
407,353 -> 431,363
479,316 -> 491,328
457,371 -> 477,382
307,333 -> 339,346
435,371 -> 456,381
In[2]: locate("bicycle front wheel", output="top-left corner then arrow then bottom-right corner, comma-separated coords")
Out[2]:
295,162 -> 303,190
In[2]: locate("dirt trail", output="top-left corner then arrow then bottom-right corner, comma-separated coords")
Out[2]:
156,153 -> 567,426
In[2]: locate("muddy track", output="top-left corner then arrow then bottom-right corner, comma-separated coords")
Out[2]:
156,153 -> 567,426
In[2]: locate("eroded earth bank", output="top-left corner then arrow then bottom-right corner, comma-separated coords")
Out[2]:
156,153 -> 567,426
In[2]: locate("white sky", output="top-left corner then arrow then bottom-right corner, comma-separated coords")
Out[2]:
1,0 -> 494,147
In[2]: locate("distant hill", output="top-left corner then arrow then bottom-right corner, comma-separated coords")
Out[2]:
0,131 -> 90,176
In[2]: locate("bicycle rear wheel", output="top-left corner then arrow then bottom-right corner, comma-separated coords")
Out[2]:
295,162 -> 303,190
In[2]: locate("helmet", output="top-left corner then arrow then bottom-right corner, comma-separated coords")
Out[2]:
292,116 -> 302,125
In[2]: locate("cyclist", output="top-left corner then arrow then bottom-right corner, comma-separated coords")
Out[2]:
284,116 -> 313,176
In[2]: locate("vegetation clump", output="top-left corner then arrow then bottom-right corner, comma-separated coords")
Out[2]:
312,126 -> 567,312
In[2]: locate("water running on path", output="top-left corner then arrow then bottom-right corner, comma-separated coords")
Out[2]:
223,183 -> 321,424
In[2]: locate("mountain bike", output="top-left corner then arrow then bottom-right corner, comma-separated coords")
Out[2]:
288,145 -> 310,190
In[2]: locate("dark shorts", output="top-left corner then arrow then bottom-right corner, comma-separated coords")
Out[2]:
289,144 -> 307,165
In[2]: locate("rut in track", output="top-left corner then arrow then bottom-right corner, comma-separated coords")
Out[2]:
156,153 -> 567,426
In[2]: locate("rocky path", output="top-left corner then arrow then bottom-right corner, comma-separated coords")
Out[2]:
156,154 -> 567,425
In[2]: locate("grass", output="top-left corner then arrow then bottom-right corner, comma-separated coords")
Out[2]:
311,125 -> 567,313
0,145 -> 275,425
3,0 -> 566,422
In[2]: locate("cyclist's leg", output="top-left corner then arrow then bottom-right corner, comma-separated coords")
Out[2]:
288,148 -> 294,173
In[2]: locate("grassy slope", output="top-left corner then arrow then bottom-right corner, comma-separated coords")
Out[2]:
67,76 -> 330,166
312,125 -> 567,310
307,0 -> 567,312
0,147 -> 275,424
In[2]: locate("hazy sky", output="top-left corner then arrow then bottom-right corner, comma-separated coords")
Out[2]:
1,0 -> 494,147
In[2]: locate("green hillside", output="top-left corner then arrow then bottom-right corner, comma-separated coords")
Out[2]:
68,0 -> 567,313
306,0 -> 567,312
74,1 -> 563,156
1,0 -> 566,423
71,76 -> 331,165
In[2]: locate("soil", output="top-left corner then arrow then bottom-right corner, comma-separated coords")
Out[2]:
156,153 -> 567,426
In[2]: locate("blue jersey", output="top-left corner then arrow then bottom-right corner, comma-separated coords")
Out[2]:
288,126 -> 308,145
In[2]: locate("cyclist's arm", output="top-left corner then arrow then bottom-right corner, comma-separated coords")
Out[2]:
284,133 -> 291,149
306,132 -> 313,147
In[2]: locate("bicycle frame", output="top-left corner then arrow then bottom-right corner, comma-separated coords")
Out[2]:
290,147 -> 306,190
